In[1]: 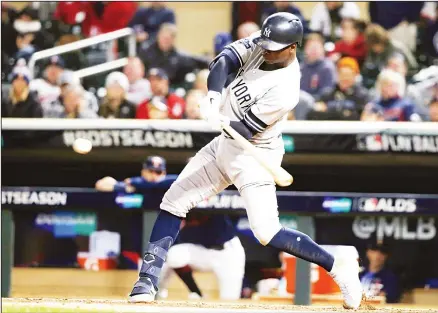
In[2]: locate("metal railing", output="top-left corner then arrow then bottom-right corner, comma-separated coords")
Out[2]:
28,28 -> 136,78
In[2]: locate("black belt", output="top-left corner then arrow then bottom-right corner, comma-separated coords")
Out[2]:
207,244 -> 225,250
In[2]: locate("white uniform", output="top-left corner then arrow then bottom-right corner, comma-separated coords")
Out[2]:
159,237 -> 245,300
161,33 -> 300,245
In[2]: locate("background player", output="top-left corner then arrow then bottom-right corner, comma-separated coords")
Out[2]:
129,12 -> 363,309
95,155 -> 176,192
158,211 -> 245,301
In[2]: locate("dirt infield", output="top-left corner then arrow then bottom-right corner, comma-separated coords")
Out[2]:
2,298 -> 437,313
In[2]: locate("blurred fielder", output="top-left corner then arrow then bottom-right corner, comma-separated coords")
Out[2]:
129,12 -> 363,309
158,212 -> 245,301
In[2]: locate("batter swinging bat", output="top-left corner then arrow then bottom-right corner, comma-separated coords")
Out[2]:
221,123 -> 294,187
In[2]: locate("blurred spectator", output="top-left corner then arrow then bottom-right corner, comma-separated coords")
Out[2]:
231,2 -> 265,40
29,56 -> 65,113
360,242 -> 400,303
2,66 -> 42,118
53,2 -> 85,26
139,23 -> 210,86
214,32 -> 233,56
362,24 -> 418,89
184,89 -> 203,119
261,2 -> 309,34
58,70 -> 99,113
80,2 -> 137,37
128,2 -> 175,44
98,72 -> 136,119
123,57 -> 152,106
429,99 -> 438,122
46,84 -> 97,118
418,3 -> 438,65
237,22 -> 260,40
193,69 -> 209,95
1,6 -> 55,66
309,2 -> 360,41
293,91 -> 316,120
136,68 -> 185,119
307,57 -> 369,120
361,69 -> 422,122
327,18 -> 367,64
300,33 -> 337,98
381,55 -> 437,115
369,2 -> 424,52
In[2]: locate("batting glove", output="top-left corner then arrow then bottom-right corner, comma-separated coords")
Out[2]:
199,91 -> 230,131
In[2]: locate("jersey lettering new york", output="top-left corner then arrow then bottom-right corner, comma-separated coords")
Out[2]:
214,31 -> 301,150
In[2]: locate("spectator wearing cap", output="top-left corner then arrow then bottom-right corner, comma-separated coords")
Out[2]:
360,242 -> 400,303
123,57 -> 152,106
300,33 -> 337,98
46,84 -> 97,119
95,156 -> 178,193
139,23 -> 210,86
128,2 -> 176,44
136,68 -> 185,120
306,57 -> 369,121
362,24 -> 418,89
57,70 -> 99,113
99,72 -> 136,119
213,32 -> 233,56
184,89 -> 204,120
29,55 -> 65,112
361,69 -> 422,122
2,65 -> 42,118
309,2 -> 360,41
328,18 -> 367,64
261,2 -> 309,35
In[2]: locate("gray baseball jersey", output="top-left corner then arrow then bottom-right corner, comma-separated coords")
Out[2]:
215,31 -> 301,151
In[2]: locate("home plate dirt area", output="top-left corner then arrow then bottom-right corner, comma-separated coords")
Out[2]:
2,298 -> 437,313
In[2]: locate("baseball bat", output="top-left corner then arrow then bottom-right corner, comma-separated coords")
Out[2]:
221,123 -> 294,187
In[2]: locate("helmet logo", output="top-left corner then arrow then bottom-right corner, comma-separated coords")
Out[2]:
263,27 -> 271,38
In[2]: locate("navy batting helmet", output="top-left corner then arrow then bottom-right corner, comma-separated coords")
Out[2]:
253,12 -> 304,51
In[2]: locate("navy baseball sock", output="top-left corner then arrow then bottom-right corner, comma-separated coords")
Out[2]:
139,210 -> 182,288
268,227 -> 334,272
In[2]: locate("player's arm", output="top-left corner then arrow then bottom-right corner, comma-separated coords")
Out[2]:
205,35 -> 261,139
127,175 -> 178,191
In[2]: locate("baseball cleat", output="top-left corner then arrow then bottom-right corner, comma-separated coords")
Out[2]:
188,292 -> 202,300
128,277 -> 157,303
329,256 -> 363,309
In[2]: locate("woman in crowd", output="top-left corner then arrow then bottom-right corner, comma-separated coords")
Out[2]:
98,72 -> 136,119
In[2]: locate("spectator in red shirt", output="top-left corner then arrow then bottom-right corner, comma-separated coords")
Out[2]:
80,2 -> 137,37
136,68 -> 185,120
328,18 -> 367,64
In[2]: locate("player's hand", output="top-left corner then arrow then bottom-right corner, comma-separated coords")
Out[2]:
199,91 -> 221,121
95,176 -> 117,192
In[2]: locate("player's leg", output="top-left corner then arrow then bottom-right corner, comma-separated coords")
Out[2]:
212,237 -> 246,300
129,138 -> 231,302
239,183 -> 362,309
156,263 -> 174,299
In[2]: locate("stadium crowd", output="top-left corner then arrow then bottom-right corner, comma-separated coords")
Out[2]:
1,1 -> 438,122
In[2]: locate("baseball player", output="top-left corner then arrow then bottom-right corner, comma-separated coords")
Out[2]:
129,13 -> 362,309
95,156 -> 176,192
157,212 -> 245,300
